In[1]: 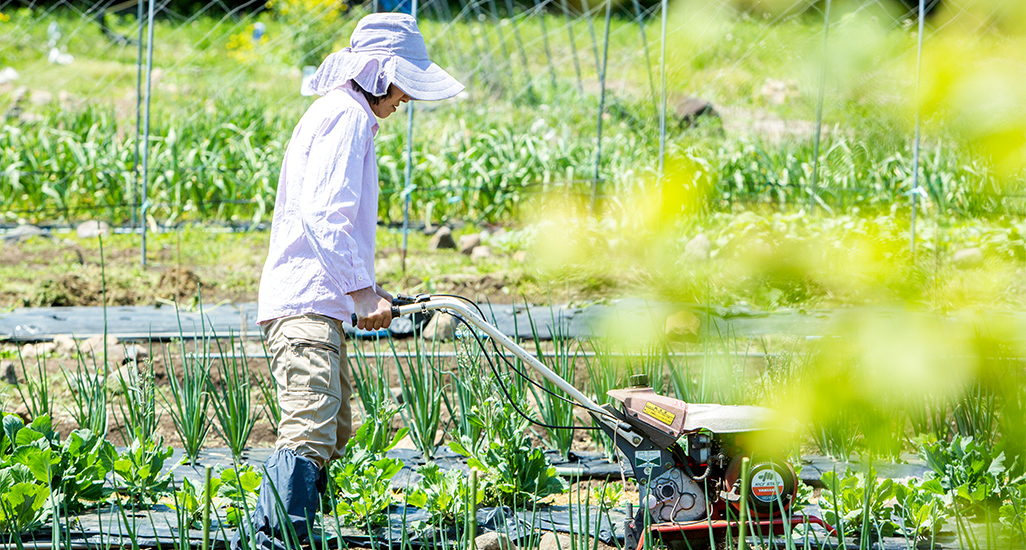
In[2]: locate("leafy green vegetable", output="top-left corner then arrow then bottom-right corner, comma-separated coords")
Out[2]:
112,437 -> 174,505
1000,484 -> 1026,542
327,421 -> 406,528
331,456 -> 403,528
819,467 -> 896,538
0,481 -> 50,534
917,434 -> 1012,515
449,400 -> 566,506
892,478 -> 948,540
219,465 -> 262,527
406,463 -> 476,527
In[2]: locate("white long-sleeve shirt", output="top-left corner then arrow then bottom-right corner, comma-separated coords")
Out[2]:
258,83 -> 380,324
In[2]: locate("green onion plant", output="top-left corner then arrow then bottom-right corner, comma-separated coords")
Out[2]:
163,304 -> 214,465
61,347 -> 108,437
526,308 -> 579,460
209,333 -> 258,463
115,356 -> 160,445
392,336 -> 445,459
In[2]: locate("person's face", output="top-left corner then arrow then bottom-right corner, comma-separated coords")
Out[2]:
370,85 -> 411,119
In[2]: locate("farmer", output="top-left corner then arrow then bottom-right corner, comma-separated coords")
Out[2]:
234,14 -> 463,550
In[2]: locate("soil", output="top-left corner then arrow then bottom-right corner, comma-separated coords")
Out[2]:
0,232 -> 540,310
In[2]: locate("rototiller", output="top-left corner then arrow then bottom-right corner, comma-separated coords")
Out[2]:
355,294 -> 833,549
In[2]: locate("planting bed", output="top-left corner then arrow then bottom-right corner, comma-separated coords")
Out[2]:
0,302 -> 1023,550
1,443 -> 969,550
2,446 -> 994,550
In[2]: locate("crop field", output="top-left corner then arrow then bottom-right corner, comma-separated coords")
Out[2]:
0,0 -> 1025,548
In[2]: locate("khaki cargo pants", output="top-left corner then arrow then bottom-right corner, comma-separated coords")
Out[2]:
262,313 -> 353,469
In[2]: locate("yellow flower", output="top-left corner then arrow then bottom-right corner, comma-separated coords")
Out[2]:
0,12 -> 10,22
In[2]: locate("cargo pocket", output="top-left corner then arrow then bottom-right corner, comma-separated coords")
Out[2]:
280,317 -> 340,396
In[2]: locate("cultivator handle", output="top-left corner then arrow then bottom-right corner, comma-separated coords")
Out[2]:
349,293 -> 429,326
363,294 -> 646,447
350,306 -> 401,327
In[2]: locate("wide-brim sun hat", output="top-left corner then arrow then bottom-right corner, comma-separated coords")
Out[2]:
302,13 -> 464,101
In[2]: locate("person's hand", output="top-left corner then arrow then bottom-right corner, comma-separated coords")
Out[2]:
349,286 -> 392,331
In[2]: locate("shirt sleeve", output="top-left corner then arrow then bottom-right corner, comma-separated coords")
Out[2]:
298,106 -> 374,295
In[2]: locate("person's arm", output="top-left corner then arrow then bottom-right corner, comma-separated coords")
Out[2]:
297,106 -> 391,330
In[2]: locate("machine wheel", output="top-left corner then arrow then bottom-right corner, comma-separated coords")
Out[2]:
724,456 -> 798,517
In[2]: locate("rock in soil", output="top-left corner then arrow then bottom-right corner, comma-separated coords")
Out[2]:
421,312 -> 456,341
53,334 -> 77,356
539,532 -> 573,550
12,403 -> 30,424
21,342 -> 56,359
79,335 -> 119,356
475,532 -> 515,550
108,363 -> 139,391
684,233 -> 712,262
459,234 -> 481,255
428,226 -> 456,250
0,360 -> 16,385
539,533 -> 617,550
665,309 -> 700,342
675,96 -> 719,130
470,245 -> 493,261
3,224 -> 51,244
952,247 -> 984,269
76,220 -> 111,239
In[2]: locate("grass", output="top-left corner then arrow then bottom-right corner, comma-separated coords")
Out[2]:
1,4 -> 1021,226
527,308 -> 580,460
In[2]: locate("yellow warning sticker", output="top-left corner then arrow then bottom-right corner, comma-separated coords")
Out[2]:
643,402 -> 676,425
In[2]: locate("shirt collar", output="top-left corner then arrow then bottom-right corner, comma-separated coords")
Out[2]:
342,81 -> 380,136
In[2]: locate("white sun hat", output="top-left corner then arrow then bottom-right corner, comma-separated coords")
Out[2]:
302,13 -> 465,101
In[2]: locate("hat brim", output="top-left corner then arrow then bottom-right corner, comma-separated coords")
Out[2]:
392,57 -> 465,101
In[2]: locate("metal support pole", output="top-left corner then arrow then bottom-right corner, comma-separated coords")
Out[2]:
486,0 -> 514,93
631,0 -> 656,102
809,0 -> 831,214
401,0 -> 420,274
506,0 -> 534,100
580,0 -> 600,74
910,0 -> 925,254
538,2 -> 558,92
132,0 -> 144,230
140,0 -> 156,267
561,0 -> 583,93
591,0 -> 612,212
657,0 -> 667,178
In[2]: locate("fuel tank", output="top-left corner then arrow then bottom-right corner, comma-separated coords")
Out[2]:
606,386 -> 793,441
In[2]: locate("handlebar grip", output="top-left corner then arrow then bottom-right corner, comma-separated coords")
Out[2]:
351,307 -> 403,328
